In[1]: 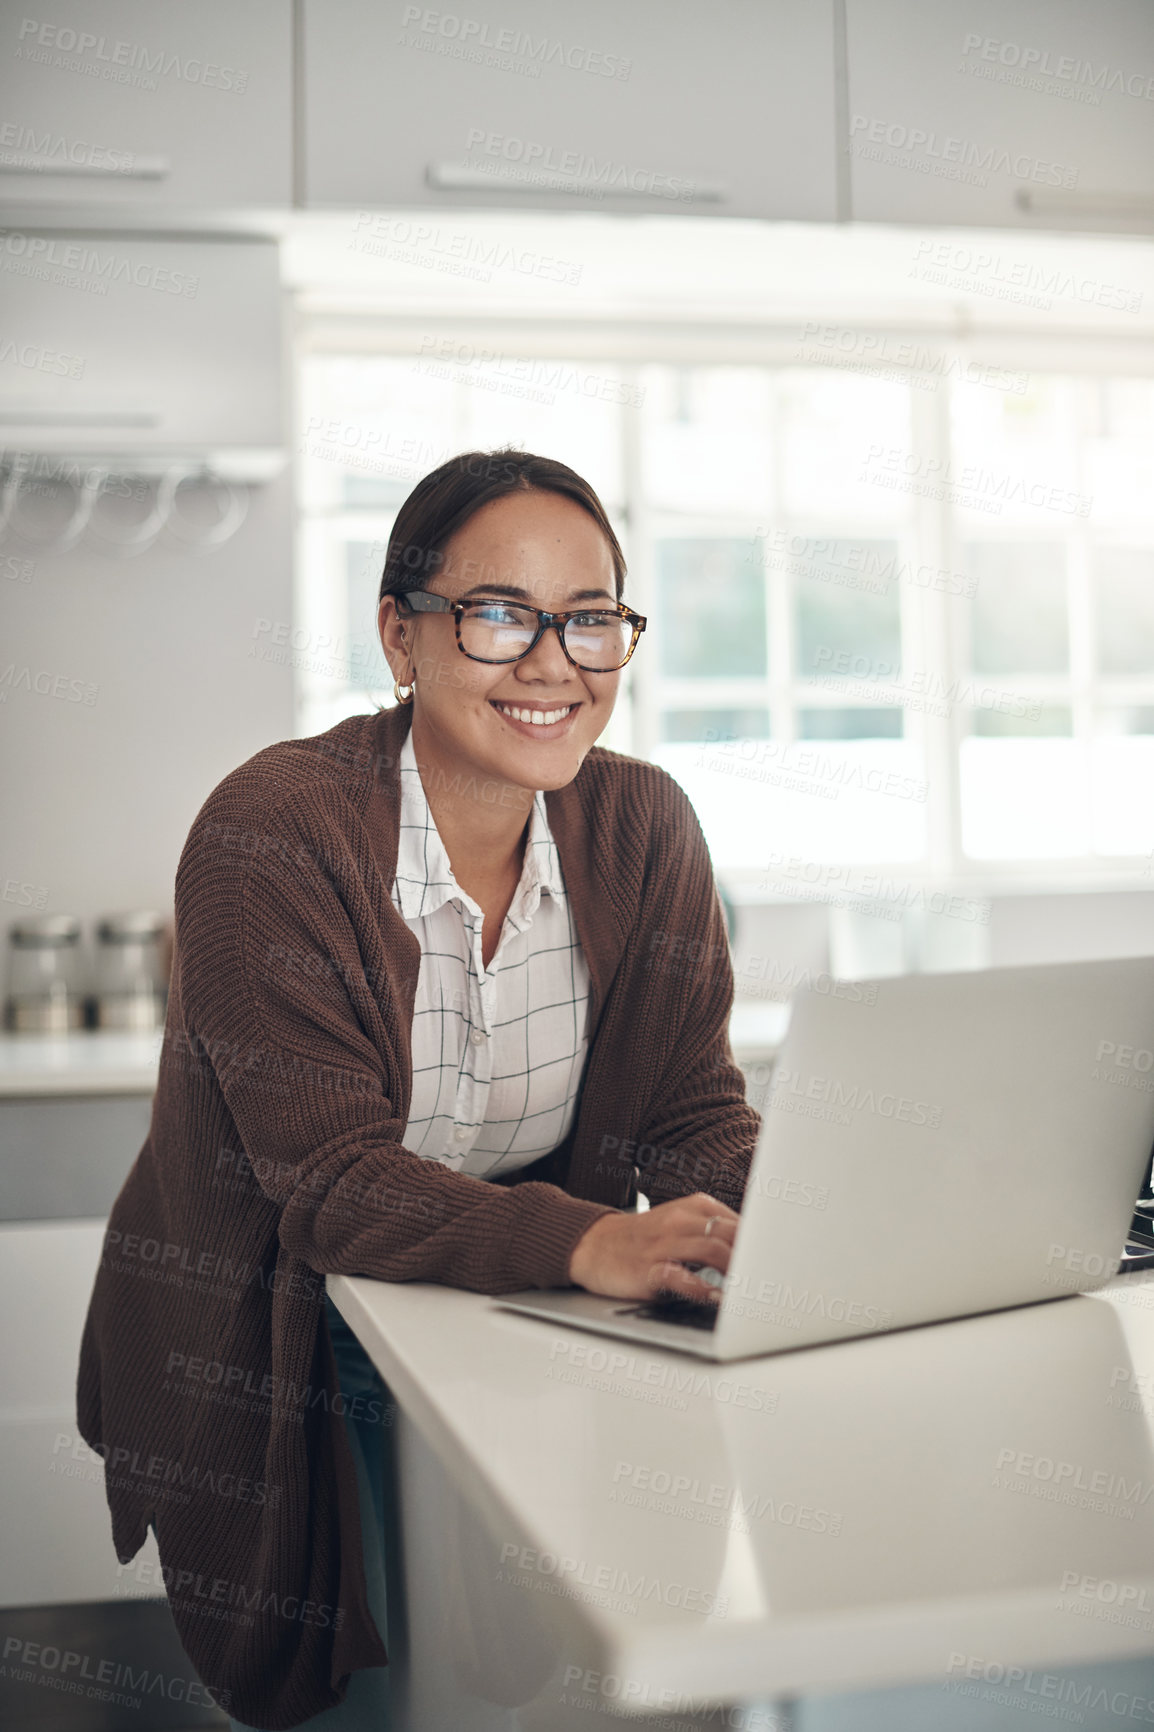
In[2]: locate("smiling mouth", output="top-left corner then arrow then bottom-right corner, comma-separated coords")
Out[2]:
489,700 -> 579,728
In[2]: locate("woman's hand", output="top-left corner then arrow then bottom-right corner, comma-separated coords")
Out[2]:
567,1193 -> 739,1304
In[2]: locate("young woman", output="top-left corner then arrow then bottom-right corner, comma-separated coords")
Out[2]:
77,450 -> 760,1730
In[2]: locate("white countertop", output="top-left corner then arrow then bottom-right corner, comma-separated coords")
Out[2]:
0,1029 -> 164,1096
328,1269 -> 1154,1708
0,1002 -> 789,1099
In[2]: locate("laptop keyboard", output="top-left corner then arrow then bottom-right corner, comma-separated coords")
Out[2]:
617,1294 -> 720,1332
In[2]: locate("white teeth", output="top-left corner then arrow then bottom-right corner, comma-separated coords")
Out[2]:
495,703 -> 573,726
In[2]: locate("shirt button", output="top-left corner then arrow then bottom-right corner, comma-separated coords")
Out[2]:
454,1126 -> 469,1141
471,1027 -> 487,1045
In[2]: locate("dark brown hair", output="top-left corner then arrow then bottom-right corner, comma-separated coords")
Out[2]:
377,448 -> 626,604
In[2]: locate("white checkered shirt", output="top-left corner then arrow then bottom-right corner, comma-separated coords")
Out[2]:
389,725 -> 592,1180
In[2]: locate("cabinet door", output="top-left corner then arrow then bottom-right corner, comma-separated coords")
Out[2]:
303,0 -> 838,221
846,0 -> 1154,232
0,0 -> 291,210
0,1221 -> 166,1605
0,237 -> 283,463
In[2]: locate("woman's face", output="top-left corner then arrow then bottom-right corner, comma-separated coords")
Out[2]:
378,489 -> 623,795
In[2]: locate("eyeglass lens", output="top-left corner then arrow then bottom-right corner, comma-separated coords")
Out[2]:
459,602 -> 632,669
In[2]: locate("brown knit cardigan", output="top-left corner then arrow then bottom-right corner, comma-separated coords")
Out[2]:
76,700 -> 759,1729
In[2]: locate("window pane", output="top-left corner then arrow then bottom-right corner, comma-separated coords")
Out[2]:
640,367 -> 772,515
1095,547 -> 1154,674
456,357 -> 624,512
1092,738 -> 1154,853
1097,707 -> 1154,736
661,708 -> 770,743
950,377 -> 1083,528
795,551 -> 902,679
343,476 -> 411,509
971,705 -> 1072,738
346,542 -> 388,689
963,544 -> 1068,675
798,708 -> 903,740
778,372 -> 911,520
656,539 -> 767,678
960,740 -> 1089,858
1085,380 -> 1154,528
660,737 -> 926,867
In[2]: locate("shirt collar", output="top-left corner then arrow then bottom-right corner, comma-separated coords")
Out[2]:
392,724 -> 566,923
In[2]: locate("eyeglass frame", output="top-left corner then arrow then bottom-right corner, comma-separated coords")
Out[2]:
391,588 -> 648,671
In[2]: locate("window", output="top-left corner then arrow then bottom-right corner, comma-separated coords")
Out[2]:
298,348 -> 1154,883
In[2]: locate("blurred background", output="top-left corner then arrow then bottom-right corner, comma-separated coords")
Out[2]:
3,1 -> 1154,1725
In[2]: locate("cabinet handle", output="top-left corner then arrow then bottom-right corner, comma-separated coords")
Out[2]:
0,154 -> 170,179
427,162 -> 727,202
0,412 -> 162,426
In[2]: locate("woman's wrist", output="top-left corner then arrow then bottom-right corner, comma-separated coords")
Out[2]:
568,1213 -> 615,1288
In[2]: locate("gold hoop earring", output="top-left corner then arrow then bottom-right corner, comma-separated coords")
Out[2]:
393,679 -> 415,706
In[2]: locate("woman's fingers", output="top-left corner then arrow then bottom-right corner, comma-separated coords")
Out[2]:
648,1258 -> 725,1305
653,1230 -> 733,1290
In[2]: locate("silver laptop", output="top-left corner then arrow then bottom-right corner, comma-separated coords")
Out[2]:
494,956 -> 1154,1361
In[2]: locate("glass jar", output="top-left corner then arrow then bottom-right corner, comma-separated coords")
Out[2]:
93,911 -> 168,1031
4,914 -> 85,1032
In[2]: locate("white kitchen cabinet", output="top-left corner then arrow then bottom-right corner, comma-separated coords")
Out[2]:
303,0 -> 839,221
0,236 -> 284,477
0,0 -> 292,212
0,1220 -> 165,1606
846,0 -> 1154,233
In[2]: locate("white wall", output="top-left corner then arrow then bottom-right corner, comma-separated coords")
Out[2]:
0,474 -> 294,940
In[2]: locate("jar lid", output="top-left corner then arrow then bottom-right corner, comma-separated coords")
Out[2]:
9,914 -> 81,946
96,911 -> 166,943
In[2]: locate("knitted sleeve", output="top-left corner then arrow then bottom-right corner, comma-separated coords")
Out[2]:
174,783 -> 615,1294
630,776 -> 760,1213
